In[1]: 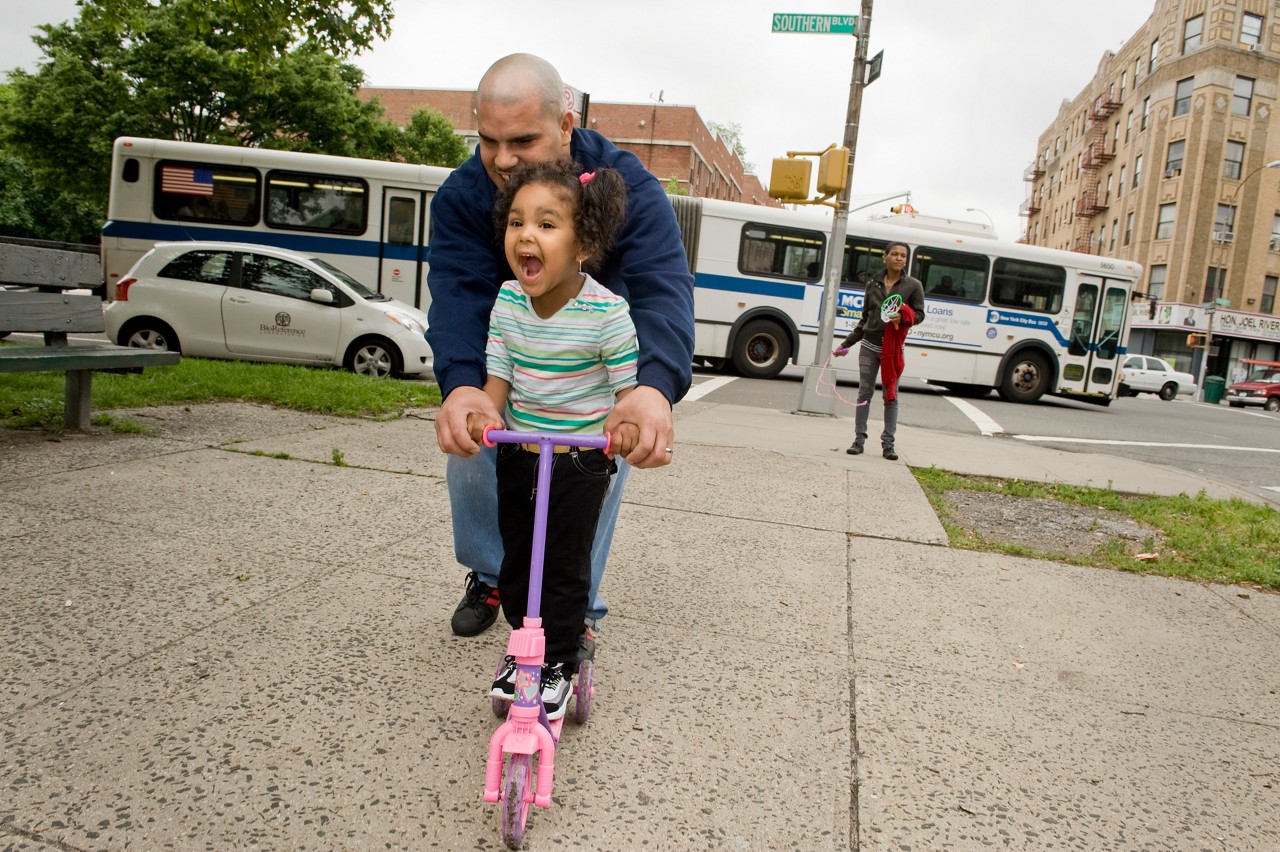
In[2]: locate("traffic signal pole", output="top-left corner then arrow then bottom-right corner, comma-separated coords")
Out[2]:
796,0 -> 875,416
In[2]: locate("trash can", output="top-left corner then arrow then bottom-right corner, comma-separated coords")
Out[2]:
1203,375 -> 1226,404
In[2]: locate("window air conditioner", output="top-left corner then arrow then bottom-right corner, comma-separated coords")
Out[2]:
1270,236 -> 1280,252
1163,167 -> 1181,178
1248,44 -> 1264,52
1213,231 -> 1234,243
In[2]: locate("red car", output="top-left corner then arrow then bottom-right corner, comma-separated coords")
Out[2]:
1226,359 -> 1280,411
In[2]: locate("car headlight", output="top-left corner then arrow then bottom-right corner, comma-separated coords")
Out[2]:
384,311 -> 426,336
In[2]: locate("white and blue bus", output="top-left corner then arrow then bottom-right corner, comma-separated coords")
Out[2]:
668,196 -> 1142,404
102,136 -> 452,311
104,138 -> 1140,404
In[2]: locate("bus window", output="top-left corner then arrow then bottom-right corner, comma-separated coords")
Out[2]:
122,158 -> 139,183
1069,284 -> 1097,356
912,246 -> 989,302
387,197 -> 416,245
841,238 -> 890,286
153,161 -> 260,225
739,224 -> 825,280
1096,286 -> 1127,360
265,170 -> 368,235
990,257 -> 1065,314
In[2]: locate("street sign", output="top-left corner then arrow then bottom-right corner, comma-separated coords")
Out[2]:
867,50 -> 884,84
771,13 -> 857,34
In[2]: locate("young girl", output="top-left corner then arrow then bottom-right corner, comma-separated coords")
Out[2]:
466,159 -> 637,721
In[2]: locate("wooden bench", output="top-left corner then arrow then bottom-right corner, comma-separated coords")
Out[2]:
0,291 -> 180,429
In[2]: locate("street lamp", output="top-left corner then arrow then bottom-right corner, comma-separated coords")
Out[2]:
1200,158 -> 1280,400
965,207 -> 995,233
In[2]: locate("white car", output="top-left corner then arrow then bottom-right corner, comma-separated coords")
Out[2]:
105,242 -> 431,378
1117,355 -> 1198,401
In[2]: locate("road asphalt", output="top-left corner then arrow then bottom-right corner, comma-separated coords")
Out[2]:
2,398 -> 1277,850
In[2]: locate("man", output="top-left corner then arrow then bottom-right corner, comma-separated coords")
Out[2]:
427,54 -> 695,650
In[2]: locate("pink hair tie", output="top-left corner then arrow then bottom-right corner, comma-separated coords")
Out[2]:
579,171 -> 595,185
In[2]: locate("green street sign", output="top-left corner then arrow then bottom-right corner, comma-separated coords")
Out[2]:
771,13 -> 857,34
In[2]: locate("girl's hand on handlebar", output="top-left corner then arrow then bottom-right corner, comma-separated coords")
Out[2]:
608,422 -> 641,459
466,411 -> 503,446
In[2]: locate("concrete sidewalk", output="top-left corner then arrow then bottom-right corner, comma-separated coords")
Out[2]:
2,400 -> 1277,850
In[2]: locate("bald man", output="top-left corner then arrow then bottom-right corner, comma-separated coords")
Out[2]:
427,54 -> 695,648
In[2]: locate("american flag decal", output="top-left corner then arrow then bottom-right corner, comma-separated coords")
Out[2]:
161,166 -> 215,195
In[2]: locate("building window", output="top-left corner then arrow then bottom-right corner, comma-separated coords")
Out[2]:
1165,140 -> 1185,175
1134,153 -> 1143,187
1120,71 -> 1127,100
1156,203 -> 1176,239
1106,173 -> 1113,203
1215,204 -> 1236,237
1149,264 -> 1167,299
1141,96 -> 1150,130
1174,77 -> 1194,116
1135,56 -> 1142,82
1119,166 -> 1126,195
1125,109 -> 1134,141
1110,219 -> 1118,252
1150,39 -> 1159,72
1183,14 -> 1203,53
1264,276 -> 1277,313
1204,268 -> 1225,303
1224,141 -> 1245,180
1125,211 -> 1134,246
1272,214 -> 1280,249
1242,13 -> 1264,47
1233,76 -> 1255,116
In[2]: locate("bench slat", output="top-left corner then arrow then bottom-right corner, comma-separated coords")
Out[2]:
0,344 -> 178,373
0,292 -> 106,334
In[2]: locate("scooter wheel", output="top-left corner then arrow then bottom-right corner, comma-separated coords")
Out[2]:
573,658 -> 594,723
499,753 -> 532,849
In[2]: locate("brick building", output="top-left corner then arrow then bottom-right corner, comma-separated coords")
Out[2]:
1022,0 -> 1280,380
361,87 -> 776,207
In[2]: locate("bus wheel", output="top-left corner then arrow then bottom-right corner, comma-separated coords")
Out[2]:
997,352 -> 1050,403
730,318 -> 790,379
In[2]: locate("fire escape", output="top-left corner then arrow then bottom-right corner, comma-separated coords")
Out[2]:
1073,92 -> 1119,253
1018,160 -> 1044,243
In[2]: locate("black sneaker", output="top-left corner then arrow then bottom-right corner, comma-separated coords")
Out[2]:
846,442 -> 864,455
578,623 -> 597,664
490,655 -> 517,700
540,662 -> 572,721
451,571 -> 500,636
882,447 -> 898,461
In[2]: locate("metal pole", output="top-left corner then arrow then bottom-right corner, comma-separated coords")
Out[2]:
796,0 -> 873,416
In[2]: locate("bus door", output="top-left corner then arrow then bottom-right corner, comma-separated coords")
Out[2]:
379,188 -> 429,311
1059,275 -> 1130,396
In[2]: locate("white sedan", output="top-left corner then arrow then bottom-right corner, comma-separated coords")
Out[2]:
105,242 -> 432,378
1117,355 -> 1198,401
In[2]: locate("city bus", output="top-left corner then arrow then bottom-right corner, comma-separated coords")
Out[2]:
669,196 -> 1142,404
104,138 -> 1140,404
101,137 -> 452,310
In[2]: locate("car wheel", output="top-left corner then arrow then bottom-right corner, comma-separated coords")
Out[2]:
1158,382 -> 1177,401
1266,397 -> 1280,412
345,336 -> 401,378
997,352 -> 1051,403
730,318 -> 791,379
121,318 -> 180,352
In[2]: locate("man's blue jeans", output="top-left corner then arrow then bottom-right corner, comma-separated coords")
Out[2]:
447,445 -> 629,624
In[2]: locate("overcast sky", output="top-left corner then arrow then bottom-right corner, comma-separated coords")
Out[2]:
4,0 -> 1155,241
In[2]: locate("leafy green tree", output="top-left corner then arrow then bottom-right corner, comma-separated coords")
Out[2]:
394,108 -> 470,168
0,1 -> 465,241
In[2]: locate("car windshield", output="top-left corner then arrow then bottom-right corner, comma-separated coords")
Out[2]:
311,258 -> 389,301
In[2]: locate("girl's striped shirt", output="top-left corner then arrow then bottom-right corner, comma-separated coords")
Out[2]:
486,275 -> 638,433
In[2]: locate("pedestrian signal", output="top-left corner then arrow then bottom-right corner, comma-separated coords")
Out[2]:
768,158 -> 811,201
1186,332 -> 1206,347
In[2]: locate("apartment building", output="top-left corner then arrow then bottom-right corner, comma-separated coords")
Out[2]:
361,87 -> 775,207
1022,0 -> 1280,380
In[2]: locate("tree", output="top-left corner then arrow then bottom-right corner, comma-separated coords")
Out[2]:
85,0 -> 393,58
708,120 -> 755,174
394,108 -> 469,169
0,1 -> 465,240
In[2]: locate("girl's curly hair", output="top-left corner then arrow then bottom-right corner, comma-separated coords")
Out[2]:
493,158 -> 627,273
